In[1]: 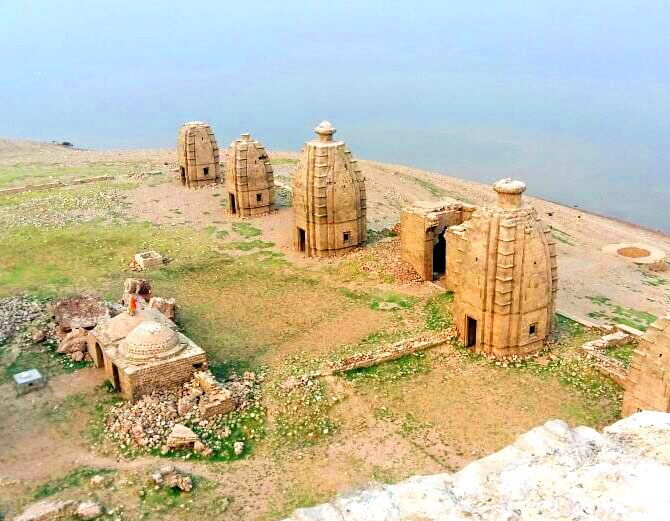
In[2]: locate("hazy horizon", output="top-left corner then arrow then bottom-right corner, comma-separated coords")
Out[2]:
1,1 -> 669,231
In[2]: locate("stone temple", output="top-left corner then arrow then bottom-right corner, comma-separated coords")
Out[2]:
177,121 -> 221,188
225,133 -> 275,216
87,307 -> 206,401
622,313 -> 670,416
400,201 -> 475,281
446,179 -> 558,358
292,121 -> 367,256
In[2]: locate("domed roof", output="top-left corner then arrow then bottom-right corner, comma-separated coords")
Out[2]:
118,320 -> 183,363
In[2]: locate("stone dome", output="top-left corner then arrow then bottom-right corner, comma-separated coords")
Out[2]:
118,320 -> 184,363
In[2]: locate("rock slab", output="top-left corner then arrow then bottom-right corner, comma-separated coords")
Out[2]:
282,411 -> 670,521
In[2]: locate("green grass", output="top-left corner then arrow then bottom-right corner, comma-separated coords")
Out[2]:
232,222 -> 262,238
0,164 -> 130,188
224,239 -> 274,251
639,270 -> 668,287
551,227 -> 574,245
270,158 -> 299,166
366,228 -> 397,244
339,287 -> 416,311
586,295 -> 656,331
424,292 -> 454,330
606,342 -> 636,367
344,352 -> 428,384
34,467 -> 115,499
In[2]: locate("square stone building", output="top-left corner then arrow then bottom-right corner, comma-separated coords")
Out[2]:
622,314 -> 670,416
446,179 -> 558,359
225,133 -> 275,216
292,121 -> 367,257
177,121 -> 221,188
87,308 -> 206,401
400,201 -> 475,281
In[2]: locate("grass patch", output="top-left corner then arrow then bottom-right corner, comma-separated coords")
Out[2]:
224,240 -> 274,251
232,222 -> 261,238
34,467 -> 115,499
639,270 -> 668,287
270,158 -> 299,166
366,228 -> 397,244
345,352 -> 428,384
424,292 -> 454,330
606,342 -> 636,367
551,227 -> 574,245
339,287 -> 415,311
586,295 -> 656,331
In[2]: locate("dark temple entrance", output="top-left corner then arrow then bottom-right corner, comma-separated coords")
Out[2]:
111,364 -> 121,391
298,228 -> 306,252
466,316 -> 478,348
229,193 -> 237,214
432,232 -> 446,279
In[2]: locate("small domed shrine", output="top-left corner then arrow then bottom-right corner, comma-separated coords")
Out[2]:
446,179 -> 558,359
292,121 -> 367,256
87,308 -> 206,401
177,121 -> 221,188
224,133 -> 275,216
622,314 -> 670,416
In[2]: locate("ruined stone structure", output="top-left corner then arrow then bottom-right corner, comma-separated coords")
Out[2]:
622,314 -> 670,416
292,121 -> 366,256
225,133 -> 275,216
177,121 -> 221,188
446,179 -> 558,358
87,307 -> 206,401
400,201 -> 475,281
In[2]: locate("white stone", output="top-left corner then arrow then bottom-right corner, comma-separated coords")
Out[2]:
282,412 -> 670,521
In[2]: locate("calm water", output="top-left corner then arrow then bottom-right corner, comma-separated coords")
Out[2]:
1,2 -> 669,231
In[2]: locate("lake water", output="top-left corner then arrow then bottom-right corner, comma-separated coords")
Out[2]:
1,2 -> 668,232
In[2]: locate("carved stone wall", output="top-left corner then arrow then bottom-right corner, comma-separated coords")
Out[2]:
400,201 -> 475,281
623,314 -> 670,415
292,121 -> 366,257
446,179 -> 558,358
177,121 -> 221,188
224,133 -> 275,216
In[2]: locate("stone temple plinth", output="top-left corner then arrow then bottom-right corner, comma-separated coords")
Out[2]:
225,133 -> 275,216
446,179 -> 558,359
177,121 -> 221,188
292,121 -> 367,257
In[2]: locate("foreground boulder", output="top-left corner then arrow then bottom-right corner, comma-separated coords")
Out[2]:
282,411 -> 670,521
14,500 -> 76,521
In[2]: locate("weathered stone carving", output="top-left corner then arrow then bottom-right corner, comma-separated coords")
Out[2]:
622,313 -> 670,415
177,121 -> 221,188
292,121 -> 367,256
446,179 -> 558,358
225,133 -> 275,216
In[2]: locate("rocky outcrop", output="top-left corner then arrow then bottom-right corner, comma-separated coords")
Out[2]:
282,411 -> 670,521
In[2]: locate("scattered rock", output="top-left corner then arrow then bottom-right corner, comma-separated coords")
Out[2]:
14,499 -> 77,521
89,475 -> 108,488
31,328 -> 47,343
57,327 -> 89,354
233,441 -> 245,456
76,501 -> 103,520
377,301 -> 401,311
165,424 -> 199,450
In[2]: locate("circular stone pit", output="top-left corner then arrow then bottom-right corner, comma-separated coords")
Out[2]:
603,242 -> 668,272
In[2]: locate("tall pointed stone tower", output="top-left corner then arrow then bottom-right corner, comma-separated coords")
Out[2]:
446,178 -> 558,358
177,122 -> 221,188
224,133 -> 275,216
622,314 -> 670,416
292,121 -> 367,257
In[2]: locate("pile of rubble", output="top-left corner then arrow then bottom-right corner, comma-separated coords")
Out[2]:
353,236 -> 423,285
105,370 -> 259,456
150,464 -> 193,492
0,296 -> 44,344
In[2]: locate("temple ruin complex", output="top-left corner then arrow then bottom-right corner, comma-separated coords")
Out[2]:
400,201 -> 475,281
292,121 -> 367,256
87,306 -> 206,401
622,314 -> 670,416
445,179 -> 558,358
177,121 -> 221,188
224,133 -> 275,216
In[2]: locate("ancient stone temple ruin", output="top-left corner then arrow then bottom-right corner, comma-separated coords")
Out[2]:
622,314 -> 670,416
400,201 -> 475,281
177,121 -> 221,188
446,179 -> 558,358
225,133 -> 275,216
87,307 -> 206,401
292,121 -> 367,256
